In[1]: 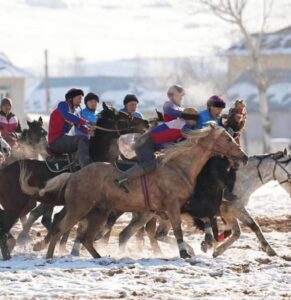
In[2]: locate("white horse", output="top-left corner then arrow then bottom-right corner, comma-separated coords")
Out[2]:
213,150 -> 291,257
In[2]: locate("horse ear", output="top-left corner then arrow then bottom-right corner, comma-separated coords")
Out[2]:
283,148 -> 287,155
103,102 -> 108,110
38,116 -> 43,126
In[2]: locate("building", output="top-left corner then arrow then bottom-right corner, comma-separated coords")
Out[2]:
27,76 -> 164,114
226,25 -> 291,153
0,52 -> 27,124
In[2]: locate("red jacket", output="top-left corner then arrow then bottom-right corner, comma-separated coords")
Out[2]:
48,101 -> 87,144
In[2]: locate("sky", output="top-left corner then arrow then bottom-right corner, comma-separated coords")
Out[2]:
0,0 -> 290,73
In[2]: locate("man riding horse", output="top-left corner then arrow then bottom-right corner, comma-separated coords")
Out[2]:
48,88 -> 94,168
114,107 -> 200,191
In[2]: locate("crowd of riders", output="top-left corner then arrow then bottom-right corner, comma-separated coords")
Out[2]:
0,84 -> 246,201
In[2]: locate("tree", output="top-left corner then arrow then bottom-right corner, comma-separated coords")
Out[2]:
199,0 -> 274,152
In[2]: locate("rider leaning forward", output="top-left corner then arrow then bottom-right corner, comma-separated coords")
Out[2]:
114,107 -> 200,190
48,88 -> 94,168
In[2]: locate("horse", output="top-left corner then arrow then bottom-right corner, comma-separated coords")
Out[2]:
1,117 -> 48,167
20,124 -> 248,259
139,150 -> 290,257
0,104 -> 148,260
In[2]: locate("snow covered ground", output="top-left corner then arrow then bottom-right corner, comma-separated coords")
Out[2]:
0,184 -> 290,299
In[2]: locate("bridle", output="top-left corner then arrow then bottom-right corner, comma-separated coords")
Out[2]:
255,154 -> 291,185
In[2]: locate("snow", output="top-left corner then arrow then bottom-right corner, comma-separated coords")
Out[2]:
0,185 -> 290,299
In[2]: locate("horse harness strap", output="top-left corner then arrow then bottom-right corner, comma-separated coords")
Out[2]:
256,155 -> 291,185
140,175 -> 154,210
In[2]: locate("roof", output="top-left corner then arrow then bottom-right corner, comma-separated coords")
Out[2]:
26,76 -> 164,113
226,25 -> 291,56
0,52 -> 28,77
226,69 -> 291,111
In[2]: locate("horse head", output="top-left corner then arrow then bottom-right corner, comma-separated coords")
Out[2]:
25,117 -> 48,145
97,102 -> 148,136
193,124 -> 248,166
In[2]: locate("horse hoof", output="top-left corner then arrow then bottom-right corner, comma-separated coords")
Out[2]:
266,246 -> 277,257
212,251 -> 219,258
180,250 -> 191,259
71,249 -> 80,257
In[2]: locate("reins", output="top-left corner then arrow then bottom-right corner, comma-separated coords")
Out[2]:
254,154 -> 291,185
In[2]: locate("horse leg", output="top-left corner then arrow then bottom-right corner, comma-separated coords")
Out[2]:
17,203 -> 50,244
59,230 -> 71,254
119,211 -> 154,252
78,208 -> 111,259
233,204 -> 277,256
144,217 -> 162,256
166,202 -> 192,259
200,217 -> 214,253
213,214 -> 241,257
46,210 -> 79,259
135,226 -> 145,252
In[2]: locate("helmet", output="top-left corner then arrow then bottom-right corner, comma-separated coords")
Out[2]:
123,94 -> 139,105
207,95 -> 226,108
181,107 -> 199,121
167,85 -> 185,97
65,88 -> 84,101
84,92 -> 99,106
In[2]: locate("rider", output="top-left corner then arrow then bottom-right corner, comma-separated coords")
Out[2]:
120,94 -> 143,119
75,92 -> 99,137
48,88 -> 92,168
197,95 -> 238,201
0,97 -> 22,147
195,95 -> 225,129
163,85 -> 185,122
115,107 -> 200,191
223,99 -> 247,202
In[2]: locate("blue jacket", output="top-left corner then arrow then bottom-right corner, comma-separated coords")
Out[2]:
120,108 -> 143,119
195,109 -> 221,129
74,107 -> 97,136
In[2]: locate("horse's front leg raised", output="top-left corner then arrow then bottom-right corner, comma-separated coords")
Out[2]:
166,201 -> 192,259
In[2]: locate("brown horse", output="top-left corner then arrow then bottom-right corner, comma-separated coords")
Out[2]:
20,124 -> 248,259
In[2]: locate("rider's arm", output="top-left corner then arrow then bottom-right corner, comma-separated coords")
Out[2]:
57,102 -> 87,127
163,101 -> 183,118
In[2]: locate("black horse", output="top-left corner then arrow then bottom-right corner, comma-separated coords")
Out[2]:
0,103 -> 148,260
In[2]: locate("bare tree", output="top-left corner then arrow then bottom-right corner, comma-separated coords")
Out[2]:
198,0 -> 274,152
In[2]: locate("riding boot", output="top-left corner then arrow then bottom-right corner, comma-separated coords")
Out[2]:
223,167 -> 237,201
114,164 -> 147,193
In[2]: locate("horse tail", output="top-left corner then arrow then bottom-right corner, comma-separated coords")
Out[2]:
19,161 -> 40,196
19,161 -> 71,197
38,173 -> 71,197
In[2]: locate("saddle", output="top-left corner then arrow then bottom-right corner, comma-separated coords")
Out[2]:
45,147 -> 78,173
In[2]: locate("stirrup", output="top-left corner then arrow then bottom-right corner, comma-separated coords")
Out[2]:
114,178 -> 130,193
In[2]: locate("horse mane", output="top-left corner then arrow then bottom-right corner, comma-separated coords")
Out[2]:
161,126 -> 214,164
